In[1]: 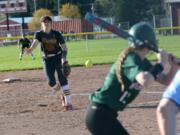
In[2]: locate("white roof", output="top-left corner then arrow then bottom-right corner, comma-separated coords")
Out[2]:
10,16 -> 70,24
164,0 -> 180,3
10,17 -> 32,24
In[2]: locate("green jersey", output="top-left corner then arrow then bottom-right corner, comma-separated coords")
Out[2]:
90,52 -> 153,111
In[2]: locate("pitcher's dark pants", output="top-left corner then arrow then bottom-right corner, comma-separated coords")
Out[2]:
43,54 -> 67,87
85,102 -> 129,135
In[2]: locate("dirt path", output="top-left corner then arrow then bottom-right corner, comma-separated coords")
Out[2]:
0,65 -> 179,135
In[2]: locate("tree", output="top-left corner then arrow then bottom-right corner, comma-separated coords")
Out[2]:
0,13 -> 5,21
60,3 -> 81,19
28,8 -> 52,30
76,0 -> 95,17
93,0 -> 165,26
9,0 -> 95,18
60,0 -> 95,17
35,0 -> 57,15
121,0 -> 149,25
146,0 -> 165,16
93,0 -> 115,17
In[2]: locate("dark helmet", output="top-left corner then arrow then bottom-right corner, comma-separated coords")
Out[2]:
128,22 -> 158,52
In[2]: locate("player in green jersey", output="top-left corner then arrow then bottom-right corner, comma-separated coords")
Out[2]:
85,22 -> 180,135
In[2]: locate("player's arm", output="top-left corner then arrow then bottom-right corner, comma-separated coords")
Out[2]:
156,67 -> 178,85
135,63 -> 175,88
30,39 -> 39,51
57,32 -> 71,77
156,55 -> 180,85
57,31 -> 68,63
135,50 -> 170,88
135,71 -> 155,88
26,31 -> 41,53
61,43 -> 68,63
26,39 -> 39,53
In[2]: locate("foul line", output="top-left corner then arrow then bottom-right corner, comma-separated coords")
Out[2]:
142,91 -> 163,94
0,91 -> 163,103
71,91 -> 163,96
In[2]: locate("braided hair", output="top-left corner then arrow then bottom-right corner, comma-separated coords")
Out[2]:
115,47 -> 136,92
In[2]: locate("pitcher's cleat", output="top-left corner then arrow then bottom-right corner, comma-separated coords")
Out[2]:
63,104 -> 73,112
60,95 -> 65,107
60,95 -> 73,111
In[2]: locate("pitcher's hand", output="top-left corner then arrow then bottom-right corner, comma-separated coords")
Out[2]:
24,48 -> 32,55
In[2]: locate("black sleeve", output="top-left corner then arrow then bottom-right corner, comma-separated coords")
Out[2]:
34,31 -> 41,42
56,31 -> 65,45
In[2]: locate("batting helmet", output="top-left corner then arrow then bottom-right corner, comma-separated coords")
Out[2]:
128,22 -> 158,52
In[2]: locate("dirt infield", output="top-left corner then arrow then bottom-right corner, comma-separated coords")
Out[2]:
0,64 -> 180,135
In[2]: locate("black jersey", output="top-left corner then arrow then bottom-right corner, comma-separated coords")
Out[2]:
35,30 -> 65,55
19,38 -> 31,49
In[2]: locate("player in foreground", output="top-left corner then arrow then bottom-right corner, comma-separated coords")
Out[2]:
85,22 -> 180,135
18,34 -> 35,60
156,64 -> 180,134
25,15 -> 72,111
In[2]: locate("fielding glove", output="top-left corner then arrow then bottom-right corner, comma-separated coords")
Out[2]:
62,61 -> 71,77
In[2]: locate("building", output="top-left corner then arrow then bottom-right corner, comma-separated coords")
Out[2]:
52,19 -> 93,34
0,19 -> 22,37
164,0 -> 180,33
10,16 -> 93,35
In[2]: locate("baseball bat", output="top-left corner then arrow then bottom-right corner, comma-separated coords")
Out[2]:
85,12 -> 180,65
85,12 -> 135,43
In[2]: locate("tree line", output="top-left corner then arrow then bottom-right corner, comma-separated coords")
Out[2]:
5,0 -> 165,26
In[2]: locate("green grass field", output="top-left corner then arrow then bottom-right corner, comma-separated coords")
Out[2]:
0,35 -> 180,72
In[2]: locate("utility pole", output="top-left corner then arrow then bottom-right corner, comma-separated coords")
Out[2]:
58,0 -> 60,15
91,3 -> 94,14
34,0 -> 36,12
6,13 -> 9,31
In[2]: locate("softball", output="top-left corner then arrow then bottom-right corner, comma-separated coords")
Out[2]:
85,59 -> 93,68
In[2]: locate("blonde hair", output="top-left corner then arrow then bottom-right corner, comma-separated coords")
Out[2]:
116,47 -> 136,91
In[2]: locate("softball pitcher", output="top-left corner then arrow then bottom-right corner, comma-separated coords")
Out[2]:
25,15 -> 72,111
85,22 -> 179,135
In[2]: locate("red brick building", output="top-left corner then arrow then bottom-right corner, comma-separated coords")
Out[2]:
0,19 -> 22,37
52,19 -> 93,34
